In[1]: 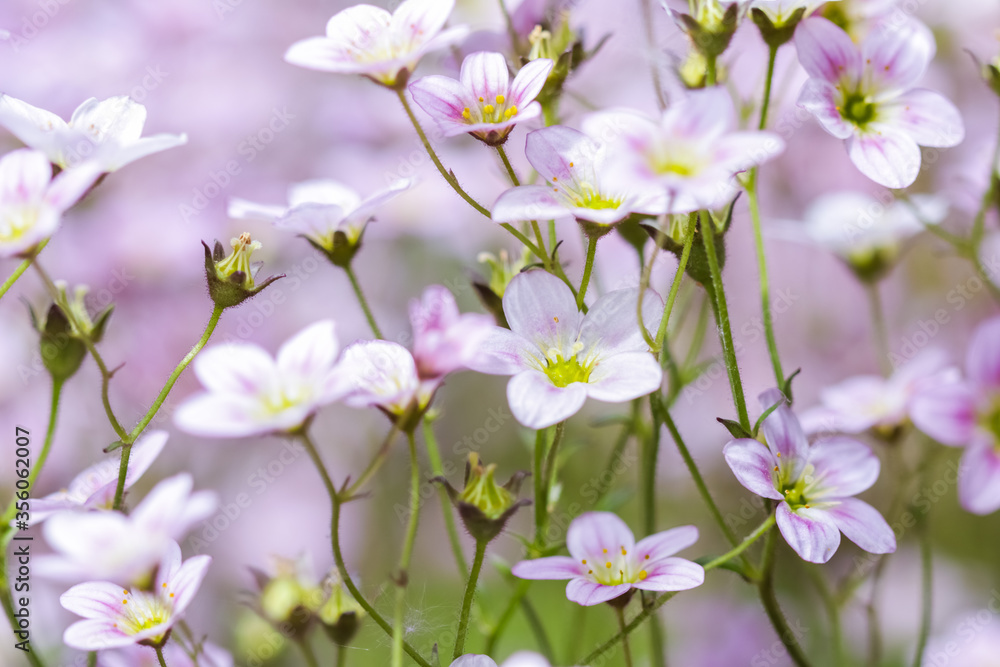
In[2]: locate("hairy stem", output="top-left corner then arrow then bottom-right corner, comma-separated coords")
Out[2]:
392,430 -> 423,667
577,236 -> 598,310
746,172 -> 785,387
453,539 -> 487,658
757,529 -> 813,667
345,264 -> 383,339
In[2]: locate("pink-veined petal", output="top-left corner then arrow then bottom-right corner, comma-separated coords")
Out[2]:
460,52 -> 510,105
759,388 -> 808,462
60,581 -> 128,619
776,502 -> 842,563
502,270 -> 582,350
631,557 -> 705,591
389,0 -> 455,49
795,18 -> 861,85
967,316 -> 1000,389
507,369 -> 587,429
122,430 -> 168,489
509,58 -> 553,106
409,75 -> 472,130
511,556 -> 584,580
861,20 -> 931,92
881,89 -> 963,148
63,619 -> 134,651
578,287 -> 662,356
524,125 -> 599,184
824,497 -> 896,554
192,342 -> 278,396
723,438 -> 783,500
808,436 -> 880,498
584,352 -> 663,403
959,439 -> 1000,515
45,161 -> 101,211
0,148 -> 51,204
910,381 -> 976,446
467,326 -> 538,375
174,393 -> 286,438
167,555 -> 212,616
492,185 -> 572,223
661,86 -> 734,143
565,579 -> 632,606
797,79 -> 854,140
566,512 -> 636,561
846,127 -> 921,189
634,525 -> 699,562
276,320 -> 340,383
325,4 -> 392,40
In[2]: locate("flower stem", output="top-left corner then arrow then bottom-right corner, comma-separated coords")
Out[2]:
702,513 -> 775,573
155,646 -> 168,667
453,539 -> 488,658
745,172 -> 785,387
757,528 -> 813,667
616,606 -> 634,667
705,54 -> 718,87
912,484 -> 934,667
496,145 -> 521,186
0,240 -> 47,303
642,396 -> 661,536
113,304 -> 224,510
639,0 -> 668,111
299,429 -> 433,667
297,638 -> 320,667
701,215 -> 751,431
866,282 -> 892,376
345,264 -> 383,339
580,591 -> 679,664
577,236 -> 598,310
87,652 -> 96,667
543,422 -> 566,514
533,428 -> 548,547
423,420 -> 467,578
758,45 -> 778,131
337,644 -> 347,667
396,88 -> 492,218
392,430 -> 423,667
654,213 -> 696,354
343,418 -> 405,499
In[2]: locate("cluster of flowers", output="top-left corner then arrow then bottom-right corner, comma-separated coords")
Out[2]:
0,0 -> 997,664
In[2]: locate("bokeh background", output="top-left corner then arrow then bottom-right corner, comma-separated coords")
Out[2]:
1,0 -> 1000,665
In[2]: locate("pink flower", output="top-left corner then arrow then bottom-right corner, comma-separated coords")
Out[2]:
511,512 -> 704,606
229,178 -> 413,248
0,148 -> 100,258
795,17 -> 964,188
60,541 -> 211,650
174,321 -> 349,438
468,270 -> 664,429
409,284 -> 493,379
724,389 -> 896,563
284,0 -> 469,88
27,431 -> 167,526
911,316 -> 1000,515
409,52 -> 553,146
800,349 -> 954,435
0,95 -> 187,172
584,87 -> 784,214
101,641 -> 232,667
38,474 -> 217,584
491,125 -> 659,226
338,340 -> 436,417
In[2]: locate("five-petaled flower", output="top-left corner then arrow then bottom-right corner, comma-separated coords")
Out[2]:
409,51 -> 553,146
284,0 -> 469,89
491,125 -> 658,227
60,540 -> 211,650
795,17 -> 964,188
723,389 -> 896,563
911,316 -> 1000,515
469,270 -> 664,429
511,512 -> 704,606
0,94 -> 187,172
409,284 -> 494,380
175,320 -> 348,438
0,148 -> 100,258
584,86 -> 784,214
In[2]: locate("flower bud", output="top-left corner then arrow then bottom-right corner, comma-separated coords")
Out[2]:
31,302 -> 87,383
750,6 -> 807,49
203,233 -> 283,309
983,54 -> 1000,98
304,225 -> 365,269
473,248 -> 531,328
433,454 -> 530,544
249,557 -> 324,639
674,1 -> 741,60
643,200 -> 737,286
317,573 -> 365,646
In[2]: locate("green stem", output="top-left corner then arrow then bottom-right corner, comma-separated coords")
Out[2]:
392,430 -> 423,667
912,495 -> 933,667
497,0 -> 521,52
0,240 -> 47,302
654,214 -> 696,354
642,395 -> 661,536
520,595 -> 556,661
579,592 -> 679,664
746,173 -> 785,386
577,236 -> 598,310
337,644 -> 347,667
757,529 -> 813,667
155,646 -> 168,667
483,579 -> 531,653
423,420 -> 467,578
702,513 -> 775,573
87,653 -> 96,667
113,304 -> 224,510
542,422 -> 566,526
701,216 -> 751,431
496,145 -> 521,186
0,568 -> 46,667
637,212 -> 671,349
758,45 -> 778,130
802,563 -> 842,667
592,406 -> 638,504
297,638 -> 320,667
396,88 -> 491,218
705,55 -> 718,87
616,607 -> 634,667
533,428 -> 548,547
345,264 -> 383,339
299,430 -> 432,667
453,539 -> 487,658
343,418 -> 404,499
639,0 -> 668,111
866,282 -> 892,376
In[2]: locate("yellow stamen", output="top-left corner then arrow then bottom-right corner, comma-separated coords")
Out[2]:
621,547 -> 627,556
484,104 -> 495,114
569,162 -> 574,167
605,562 -> 612,568
496,94 -> 505,104
581,559 -> 587,564
462,107 -> 471,120
639,570 -> 648,580
505,106 -> 518,118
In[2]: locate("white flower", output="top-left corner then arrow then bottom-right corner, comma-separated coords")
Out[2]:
0,95 -> 187,172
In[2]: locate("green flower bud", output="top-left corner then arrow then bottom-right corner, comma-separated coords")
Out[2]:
433,454 -> 530,544
318,574 -> 365,646
32,302 -> 86,383
250,557 -> 324,639
750,6 -> 807,50
203,233 -> 283,309
676,1 -> 740,60
643,199 -> 737,286
473,248 -> 532,328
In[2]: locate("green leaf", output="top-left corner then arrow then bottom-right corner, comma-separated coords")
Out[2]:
717,417 -> 751,440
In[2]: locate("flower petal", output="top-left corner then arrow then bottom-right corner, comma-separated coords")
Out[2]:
797,79 -> 854,140
175,393 -> 289,438
881,89 -> 963,148
967,316 -> 1000,389
846,127 -> 921,189
467,326 -> 539,376
808,436 -> 880,498
167,554 -> 212,617
565,579 -> 632,606
824,497 -> 896,554
910,381 -> 976,446
795,18 -> 861,85
63,619 -> 134,651
409,75 -> 472,133
584,352 -> 663,403
634,525 -> 699,562
861,20 -> 931,92
192,342 -> 278,396
228,197 -> 287,222
502,270 -> 582,351
578,287 -> 662,357
631,557 -> 704,592
776,502 -> 842,563
0,95 -> 67,160
96,133 -> 187,171
959,439 -> 1000,515
507,370 -> 587,429
511,556 -> 584,580
723,438 -> 783,500
460,52 -> 511,106
759,388 -> 808,462
60,581 -> 128,619
390,0 -> 455,49
450,656 -> 499,667
122,430 -> 169,490
491,185 -> 572,223
509,58 -> 553,106
276,320 -> 340,385
566,512 -> 636,561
